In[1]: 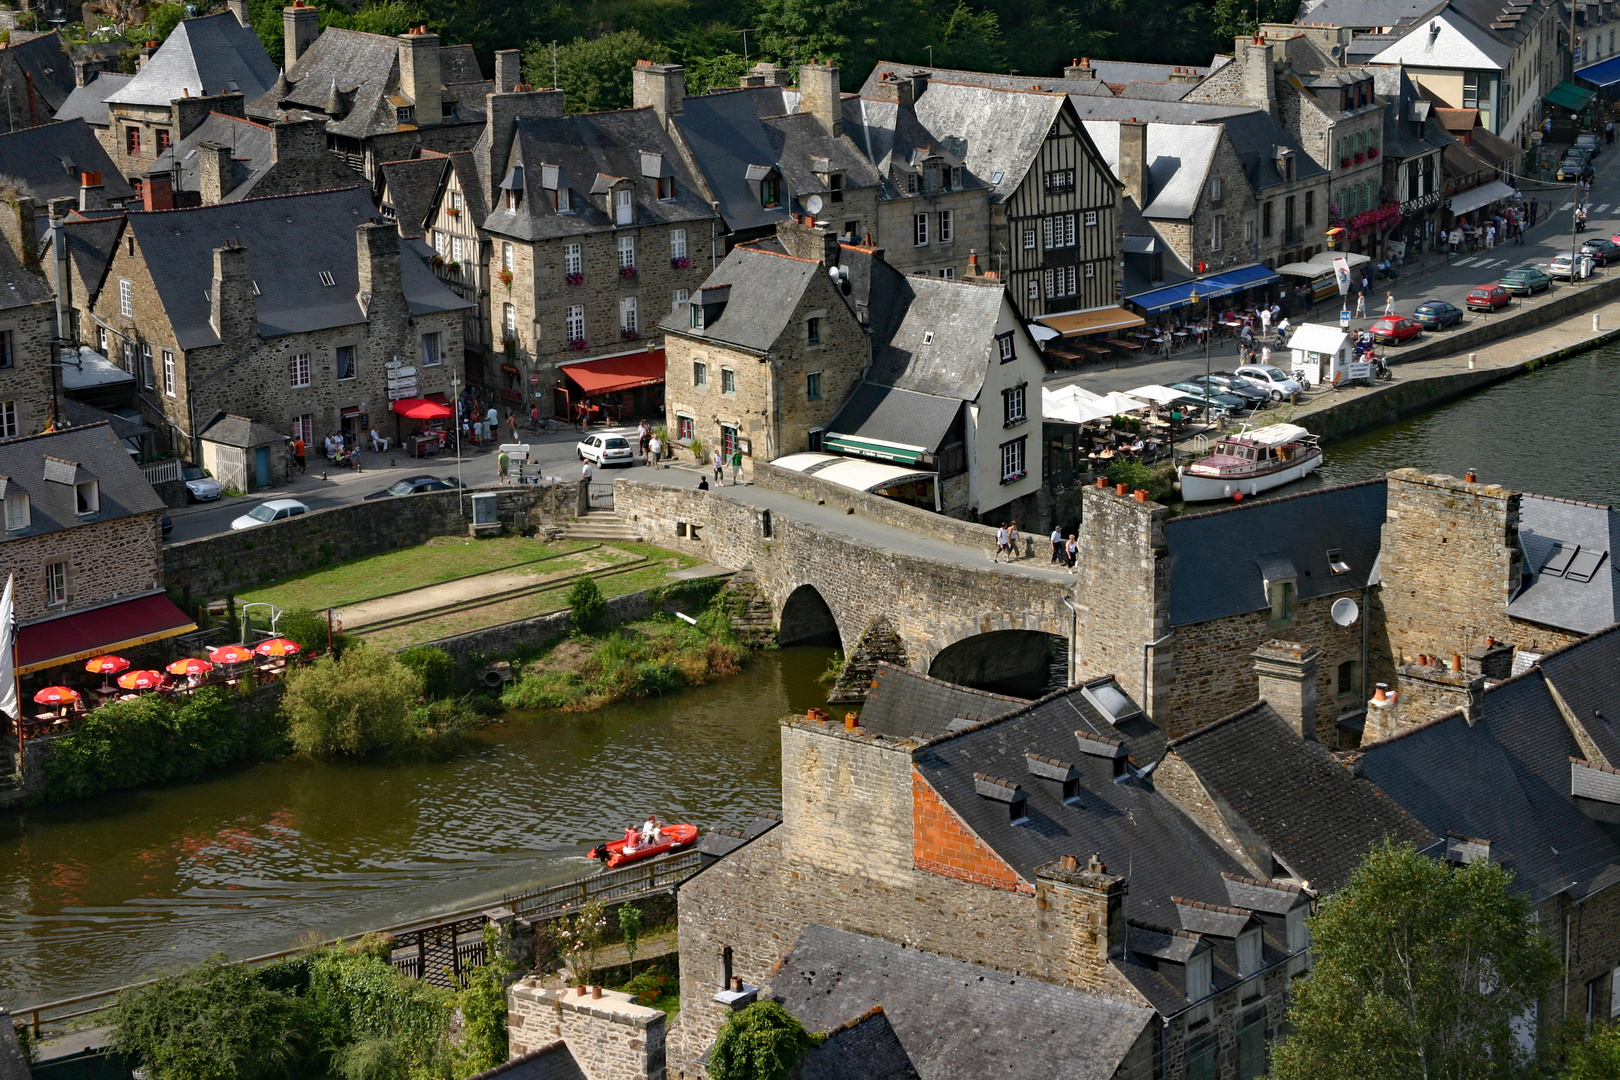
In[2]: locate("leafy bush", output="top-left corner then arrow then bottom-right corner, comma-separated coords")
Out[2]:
453,923 -> 515,1077
1103,459 -> 1178,503
275,607 -> 349,658
398,646 -> 457,698
618,903 -> 643,963
302,944 -> 451,1077
329,1035 -> 407,1080
567,577 -> 605,634
43,689 -> 251,802
281,645 -> 425,758
110,954 -> 310,1080
709,1001 -> 820,1080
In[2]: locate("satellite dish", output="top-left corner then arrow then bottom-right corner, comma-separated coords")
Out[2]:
805,194 -> 825,215
1331,597 -> 1360,627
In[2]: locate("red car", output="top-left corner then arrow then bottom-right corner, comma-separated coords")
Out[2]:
1369,315 -> 1422,344
1465,284 -> 1511,311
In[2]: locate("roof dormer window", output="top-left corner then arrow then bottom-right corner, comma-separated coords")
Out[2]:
76,480 -> 98,516
396,104 -> 414,124
615,187 -> 634,225
760,175 -> 779,208
555,187 -> 571,212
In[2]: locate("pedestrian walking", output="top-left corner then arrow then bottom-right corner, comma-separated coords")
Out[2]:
1050,526 -> 1064,564
648,433 -> 662,463
993,523 -> 1008,562
1361,273 -> 1370,296
729,446 -> 743,484
1260,343 -> 1272,366
1065,535 -> 1079,573
497,448 -> 510,484
1516,218 -> 1525,245
1484,224 -> 1495,250
712,448 -> 724,485
530,404 -> 540,431
292,437 -> 306,473
1259,307 -> 1271,334
1609,119 -> 1616,145
1355,291 -> 1367,318
1530,199 -> 1539,227
1006,521 -> 1020,560
637,419 -> 651,458
1384,292 -> 1395,316
581,458 -> 594,484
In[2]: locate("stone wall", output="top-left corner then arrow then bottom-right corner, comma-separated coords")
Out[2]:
0,511 -> 163,622
508,980 -> 666,1080
0,298 -> 59,438
1076,484 -> 1170,719
163,483 -> 569,599
874,186 -> 990,279
781,720 -> 917,886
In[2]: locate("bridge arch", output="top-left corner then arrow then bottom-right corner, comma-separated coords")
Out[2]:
777,583 -> 843,649
920,611 -> 1070,698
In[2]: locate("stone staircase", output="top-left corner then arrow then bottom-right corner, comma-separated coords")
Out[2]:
553,511 -> 646,542
721,572 -> 777,647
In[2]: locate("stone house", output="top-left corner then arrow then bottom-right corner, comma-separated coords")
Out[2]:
636,61 -> 884,252
0,31 -> 77,134
145,111 -> 357,206
247,12 -> 496,179
0,118 -> 131,271
82,184 -> 470,460
413,151 -> 488,375
838,69 -> 994,280
100,11 -> 279,185
51,57 -> 131,139
672,667 -> 1313,1080
0,225 -> 63,439
0,423 -> 192,694
375,152 -> 448,240
1369,66 -> 1454,251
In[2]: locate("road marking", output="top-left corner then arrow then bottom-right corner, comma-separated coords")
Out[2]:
1453,257 -> 1478,266
1560,202 -> 1576,211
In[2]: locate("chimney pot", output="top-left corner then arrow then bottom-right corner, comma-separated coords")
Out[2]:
1060,853 -> 1078,871
1451,653 -> 1462,671
845,713 -> 859,729
590,985 -> 601,999
1465,469 -> 1477,483
1133,488 -> 1148,502
1372,682 -> 1388,702
731,976 -> 743,991
1115,482 -> 1129,495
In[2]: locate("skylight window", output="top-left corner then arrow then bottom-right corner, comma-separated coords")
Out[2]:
1327,548 -> 1350,574
318,271 -> 336,286
1566,549 -> 1609,583
922,331 -> 935,345
1081,679 -> 1143,725
1542,542 -> 1579,577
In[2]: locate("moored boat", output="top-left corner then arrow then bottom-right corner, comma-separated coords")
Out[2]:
1177,423 -> 1322,502
587,823 -> 700,867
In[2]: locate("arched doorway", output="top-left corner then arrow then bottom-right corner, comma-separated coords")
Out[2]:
928,630 -> 1060,698
778,584 -> 841,648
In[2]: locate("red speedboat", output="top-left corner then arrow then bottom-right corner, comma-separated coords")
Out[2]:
588,824 -> 699,867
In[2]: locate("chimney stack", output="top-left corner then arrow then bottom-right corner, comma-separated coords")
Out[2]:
355,220 -> 403,319
141,176 -> 174,212
1252,640 -> 1319,741
78,172 -> 104,212
226,0 -> 249,26
1243,41 -> 1276,115
798,62 -> 842,137
283,1 -> 318,66
197,142 -> 233,205
397,26 -> 442,128
271,116 -> 326,165
1034,854 -> 1127,991
631,61 -> 685,132
872,71 -> 914,109
494,48 -> 521,94
209,240 -> 257,344
1118,119 -> 1147,207
482,87 -> 565,198
72,57 -> 102,88
1064,57 -> 1097,81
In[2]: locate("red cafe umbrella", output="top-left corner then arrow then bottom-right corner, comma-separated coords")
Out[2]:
209,645 -> 255,665
118,669 -> 166,691
85,654 -> 130,691
255,638 -> 302,658
166,657 -> 214,677
391,397 -> 454,420
33,686 -> 81,705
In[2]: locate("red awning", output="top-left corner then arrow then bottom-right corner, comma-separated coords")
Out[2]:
19,593 -> 197,675
561,350 -> 666,396
392,397 -> 454,419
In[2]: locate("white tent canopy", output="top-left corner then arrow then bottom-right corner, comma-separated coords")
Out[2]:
1043,386 -> 1149,424
1126,384 -> 1188,404
1286,323 -> 1348,354
771,453 -> 935,493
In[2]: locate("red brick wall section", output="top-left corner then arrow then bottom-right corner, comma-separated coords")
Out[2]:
912,768 -> 1029,892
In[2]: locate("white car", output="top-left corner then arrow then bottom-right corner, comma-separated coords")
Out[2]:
1234,364 -> 1305,401
181,464 -> 222,502
577,432 -> 635,466
1548,253 -> 1589,280
230,498 -> 310,530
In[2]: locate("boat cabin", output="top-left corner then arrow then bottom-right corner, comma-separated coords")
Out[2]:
1188,424 -> 1317,477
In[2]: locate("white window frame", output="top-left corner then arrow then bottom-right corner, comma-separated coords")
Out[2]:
1004,384 -> 1026,424
693,360 -> 707,386
1084,210 -> 1098,227
614,187 -> 633,225
1022,229 -> 1037,250
44,560 -> 66,606
335,344 -> 357,381
619,296 -> 638,335
914,213 -> 929,246
140,342 -> 153,390
670,228 -> 688,259
0,400 -> 17,438
566,304 -> 585,342
1000,436 -> 1025,482
618,234 -> 636,269
162,349 -> 175,396
1212,214 -> 1225,252
503,302 -> 517,341
420,332 -> 442,367
4,494 -> 27,531
75,480 -> 98,516
564,243 -> 582,275
503,241 -> 514,272
721,366 -> 736,394
292,414 -> 312,446
939,209 -> 953,243
119,279 -> 133,317
289,353 -> 311,388
1026,278 -> 1039,302
672,288 -> 689,312
1186,949 -> 1213,1001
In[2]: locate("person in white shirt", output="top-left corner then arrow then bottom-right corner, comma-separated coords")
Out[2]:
369,427 -> 389,452
640,815 -> 662,844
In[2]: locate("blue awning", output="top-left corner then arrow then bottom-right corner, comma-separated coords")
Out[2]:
1126,264 -> 1281,315
1574,59 -> 1620,89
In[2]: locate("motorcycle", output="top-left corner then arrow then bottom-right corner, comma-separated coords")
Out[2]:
1373,356 -> 1393,381
1291,367 -> 1312,389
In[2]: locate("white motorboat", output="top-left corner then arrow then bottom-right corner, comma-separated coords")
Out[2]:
1177,423 -> 1322,502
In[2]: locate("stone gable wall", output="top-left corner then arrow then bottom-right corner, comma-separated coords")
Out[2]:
508,981 -> 666,1080
0,511 -> 162,621
874,186 -> 991,278
0,298 -> 60,437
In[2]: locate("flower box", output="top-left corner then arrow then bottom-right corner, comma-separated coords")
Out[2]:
1341,158 -> 1352,169
566,337 -> 589,351
1000,470 -> 1028,485
498,269 -> 513,287
430,254 -> 444,267
446,260 -> 461,271
502,337 -> 517,354
1367,146 -> 1380,159
445,206 -> 460,217
620,328 -> 640,340
670,255 -> 691,270
1354,152 -> 1366,164
565,272 -> 585,286
619,265 -> 639,279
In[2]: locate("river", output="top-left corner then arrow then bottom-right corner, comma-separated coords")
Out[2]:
0,646 -> 836,1007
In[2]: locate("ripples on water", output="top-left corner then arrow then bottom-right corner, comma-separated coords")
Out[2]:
0,646 -> 835,1004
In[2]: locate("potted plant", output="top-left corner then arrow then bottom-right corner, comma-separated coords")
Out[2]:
670,255 -> 691,270
503,336 -> 517,355
430,253 -> 444,267
1340,157 -> 1352,169
565,271 -> 585,286
446,259 -> 461,271
619,265 -> 638,279
445,205 -> 460,217
620,328 -> 640,340
1354,152 -> 1366,164
566,337 -> 589,351
498,268 -> 513,288
1367,146 -> 1379,159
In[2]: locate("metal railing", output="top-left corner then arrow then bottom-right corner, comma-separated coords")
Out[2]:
139,459 -> 181,485
505,849 -> 704,921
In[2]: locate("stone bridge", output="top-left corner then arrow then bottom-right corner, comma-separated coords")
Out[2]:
613,477 -> 1078,699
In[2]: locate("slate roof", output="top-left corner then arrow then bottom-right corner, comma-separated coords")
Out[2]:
379,153 -> 449,238
0,226 -> 52,310
1082,120 -> 1221,220
1113,81 -> 1196,101
4,33 -> 75,118
658,243 -> 820,352
62,400 -> 150,443
761,109 -> 884,211
911,682 -> 1248,926
768,924 -> 1155,1080
106,14 -> 278,107
671,86 -> 796,233
867,275 -> 1006,399
827,383 -> 961,456
1508,494 -> 1620,634
0,424 -> 163,538
1217,111 -> 1330,191
1088,59 -> 1215,85
53,71 -> 132,127
854,663 -> 1025,739
1358,665 -> 1620,903
148,112 -> 273,199
860,62 -> 1115,99
1064,95 -> 1253,124
1165,479 -> 1387,625
0,118 -> 133,204
696,810 -> 782,859
908,82 -> 1069,202
1167,702 -> 1433,890
1371,67 -> 1455,161
840,95 -> 991,201
482,107 -> 713,243
200,413 -> 284,447
45,210 -> 123,309
1537,626 -> 1620,768
1299,0 -> 1438,26
797,1008 -> 920,1080
463,1041 -> 585,1080
125,185 -> 470,350
1370,6 -> 1516,69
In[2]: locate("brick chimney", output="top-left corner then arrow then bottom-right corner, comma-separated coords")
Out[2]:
174,91 -> 244,140
799,62 -> 842,137
141,175 -> 174,212
397,26 -> 442,128
1362,682 -> 1402,743
1169,66 -> 1202,85
507,979 -> 666,1079
209,240 -> 257,345
283,1 -> 318,66
1034,853 -> 1127,992
1064,57 -> 1097,81
78,172 -> 104,211
1243,41 -> 1276,115
1252,640 -> 1319,741
197,142 -> 233,205
872,71 -> 915,109
482,86 -> 565,196
494,48 -> 521,94
632,61 -> 685,132
1117,119 -> 1147,209
355,220 -> 402,320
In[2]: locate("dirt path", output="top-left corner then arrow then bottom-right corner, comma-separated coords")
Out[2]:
342,548 -> 632,628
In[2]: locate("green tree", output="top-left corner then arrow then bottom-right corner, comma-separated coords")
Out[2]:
709,1001 -> 819,1080
567,577 -> 606,634
618,903 -> 643,963
398,645 -> 457,699
452,923 -> 516,1077
280,645 -> 425,758
351,0 -> 424,37
525,30 -> 669,112
1210,0 -> 1299,49
1563,1023 -> 1620,1080
683,50 -> 752,94
1268,840 -> 1561,1080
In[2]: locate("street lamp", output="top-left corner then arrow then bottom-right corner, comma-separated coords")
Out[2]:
450,369 -> 465,518
1188,283 -> 1212,449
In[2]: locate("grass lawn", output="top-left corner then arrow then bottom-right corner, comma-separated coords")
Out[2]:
235,535 -> 600,610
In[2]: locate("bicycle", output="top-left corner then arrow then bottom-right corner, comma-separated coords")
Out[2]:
530,415 -> 561,434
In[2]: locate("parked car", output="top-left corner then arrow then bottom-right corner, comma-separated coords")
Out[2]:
181,464 -> 222,502
1580,237 -> 1620,265
1411,299 -> 1463,329
161,514 -> 173,537
1232,364 -> 1304,400
1498,267 -> 1553,295
1465,283 -> 1511,311
1197,373 -> 1268,404
230,498 -> 310,530
1369,315 -> 1422,344
577,432 -> 635,466
1549,253 -> 1579,279
363,475 -> 462,500
1575,132 -> 1601,156
1167,382 -> 1248,412
1557,154 -> 1588,181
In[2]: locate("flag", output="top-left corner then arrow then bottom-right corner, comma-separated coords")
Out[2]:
1332,255 -> 1352,296
0,575 -> 17,720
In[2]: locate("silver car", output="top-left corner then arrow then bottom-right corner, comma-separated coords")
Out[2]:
1234,364 -> 1305,401
182,464 -> 222,502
